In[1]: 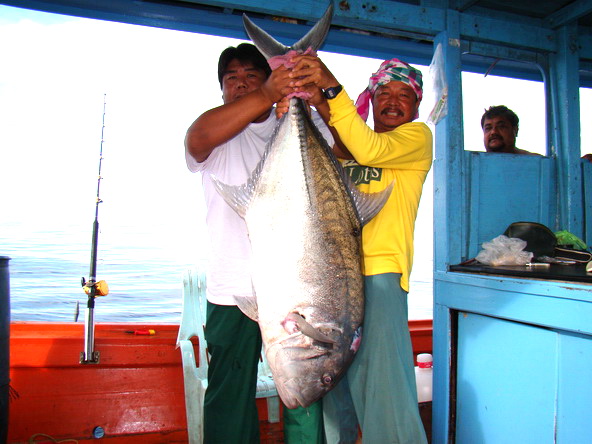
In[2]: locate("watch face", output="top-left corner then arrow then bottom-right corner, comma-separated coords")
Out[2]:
324,85 -> 342,99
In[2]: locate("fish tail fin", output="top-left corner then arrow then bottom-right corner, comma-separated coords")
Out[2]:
243,3 -> 333,59
242,14 -> 289,59
292,3 -> 334,53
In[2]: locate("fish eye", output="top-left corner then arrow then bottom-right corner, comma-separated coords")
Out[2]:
321,374 -> 333,386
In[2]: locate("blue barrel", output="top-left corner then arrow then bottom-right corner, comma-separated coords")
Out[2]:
0,256 -> 10,444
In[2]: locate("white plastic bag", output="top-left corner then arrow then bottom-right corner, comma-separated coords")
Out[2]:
476,235 -> 533,266
427,43 -> 448,125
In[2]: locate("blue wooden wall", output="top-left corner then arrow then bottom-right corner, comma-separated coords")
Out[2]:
465,153 -> 556,260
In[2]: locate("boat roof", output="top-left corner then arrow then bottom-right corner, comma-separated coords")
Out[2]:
3,0 -> 592,86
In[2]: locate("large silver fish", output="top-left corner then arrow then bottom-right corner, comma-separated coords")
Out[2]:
213,4 -> 391,409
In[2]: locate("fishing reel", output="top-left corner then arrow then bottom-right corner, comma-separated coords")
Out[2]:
81,277 -> 109,296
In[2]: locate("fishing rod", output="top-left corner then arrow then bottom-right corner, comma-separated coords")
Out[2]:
80,94 -> 109,365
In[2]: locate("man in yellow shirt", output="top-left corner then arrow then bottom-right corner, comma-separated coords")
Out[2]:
288,56 -> 433,443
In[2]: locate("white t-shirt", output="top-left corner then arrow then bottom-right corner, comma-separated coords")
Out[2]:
186,108 -> 334,306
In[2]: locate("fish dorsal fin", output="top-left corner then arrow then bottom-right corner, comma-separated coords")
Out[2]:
242,3 -> 334,59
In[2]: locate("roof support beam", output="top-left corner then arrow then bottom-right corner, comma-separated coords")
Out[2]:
546,0 -> 592,29
2,0 -> 591,85
2,0 -> 558,52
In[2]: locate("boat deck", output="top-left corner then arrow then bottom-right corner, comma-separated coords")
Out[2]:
7,320 -> 432,443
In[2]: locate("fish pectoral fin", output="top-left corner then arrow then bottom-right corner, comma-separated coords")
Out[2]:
210,173 -> 253,218
348,178 -> 395,226
234,295 -> 259,322
284,312 -> 336,345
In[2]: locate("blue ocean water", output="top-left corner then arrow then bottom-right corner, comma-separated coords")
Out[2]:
1,223 -> 193,323
1,223 -> 433,323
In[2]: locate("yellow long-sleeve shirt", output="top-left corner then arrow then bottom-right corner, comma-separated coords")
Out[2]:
328,89 -> 433,292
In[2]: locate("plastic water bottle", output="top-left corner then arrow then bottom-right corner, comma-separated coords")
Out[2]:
415,353 -> 433,403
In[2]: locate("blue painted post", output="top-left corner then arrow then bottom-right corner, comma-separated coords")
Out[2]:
548,25 -> 583,236
432,10 -> 464,443
432,15 -> 465,272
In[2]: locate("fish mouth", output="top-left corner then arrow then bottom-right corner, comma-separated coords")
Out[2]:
274,367 -> 338,409
277,382 -> 317,409
265,340 -> 335,409
263,323 -> 353,410
277,319 -> 344,351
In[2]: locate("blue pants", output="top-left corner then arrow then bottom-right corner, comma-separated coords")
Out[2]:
323,273 -> 427,444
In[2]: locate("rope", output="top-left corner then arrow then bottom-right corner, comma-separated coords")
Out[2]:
28,433 -> 78,443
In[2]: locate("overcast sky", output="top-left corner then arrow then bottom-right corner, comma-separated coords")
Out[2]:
0,4 -> 589,269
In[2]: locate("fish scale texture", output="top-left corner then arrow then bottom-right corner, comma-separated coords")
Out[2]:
242,99 -> 364,408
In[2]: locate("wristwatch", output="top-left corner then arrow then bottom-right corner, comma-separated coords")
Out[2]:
323,84 -> 343,99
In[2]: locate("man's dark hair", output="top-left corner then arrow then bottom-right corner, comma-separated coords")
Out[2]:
481,105 -> 519,129
218,43 -> 271,88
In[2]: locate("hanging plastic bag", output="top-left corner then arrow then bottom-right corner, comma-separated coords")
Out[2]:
427,43 -> 448,125
476,235 -> 533,266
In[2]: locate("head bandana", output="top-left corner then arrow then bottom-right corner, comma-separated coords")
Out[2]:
355,58 -> 423,121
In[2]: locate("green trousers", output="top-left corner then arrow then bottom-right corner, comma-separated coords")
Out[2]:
203,302 -> 325,443
284,401 -> 326,444
204,303 -> 262,444
323,273 -> 427,444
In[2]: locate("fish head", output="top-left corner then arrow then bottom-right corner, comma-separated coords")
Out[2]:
265,312 -> 361,409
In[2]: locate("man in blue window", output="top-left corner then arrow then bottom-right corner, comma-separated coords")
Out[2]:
481,105 -> 540,155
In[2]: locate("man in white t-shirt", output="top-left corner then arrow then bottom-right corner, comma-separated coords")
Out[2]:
185,43 -> 334,443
